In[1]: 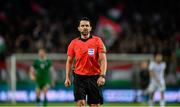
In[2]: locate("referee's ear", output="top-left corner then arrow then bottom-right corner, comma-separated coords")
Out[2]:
89,26 -> 92,31
78,26 -> 80,32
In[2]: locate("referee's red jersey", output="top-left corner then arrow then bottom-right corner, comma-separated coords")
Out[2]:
67,35 -> 106,75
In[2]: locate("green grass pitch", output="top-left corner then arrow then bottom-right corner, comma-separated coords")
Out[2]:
0,102 -> 180,107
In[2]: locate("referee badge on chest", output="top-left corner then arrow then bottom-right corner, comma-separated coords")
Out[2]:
88,48 -> 95,56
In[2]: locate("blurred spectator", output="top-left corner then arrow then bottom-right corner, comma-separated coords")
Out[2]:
0,34 -> 6,54
0,0 -> 178,86
139,61 -> 150,103
0,34 -> 6,60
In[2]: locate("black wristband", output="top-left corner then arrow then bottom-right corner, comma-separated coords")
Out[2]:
100,74 -> 106,78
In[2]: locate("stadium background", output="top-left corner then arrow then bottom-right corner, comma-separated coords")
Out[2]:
0,0 -> 180,106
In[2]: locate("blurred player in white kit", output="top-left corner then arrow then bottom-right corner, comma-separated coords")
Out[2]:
148,53 -> 166,107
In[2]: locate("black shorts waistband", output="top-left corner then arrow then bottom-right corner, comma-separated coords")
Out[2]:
73,73 -> 100,78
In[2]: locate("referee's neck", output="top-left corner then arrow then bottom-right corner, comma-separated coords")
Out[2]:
81,34 -> 90,39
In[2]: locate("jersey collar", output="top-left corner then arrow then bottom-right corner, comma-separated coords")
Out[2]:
79,35 -> 92,42
39,57 -> 47,61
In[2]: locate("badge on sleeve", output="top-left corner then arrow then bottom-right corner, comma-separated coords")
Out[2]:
88,48 -> 94,56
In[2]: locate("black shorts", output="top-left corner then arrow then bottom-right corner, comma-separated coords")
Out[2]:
73,73 -> 103,105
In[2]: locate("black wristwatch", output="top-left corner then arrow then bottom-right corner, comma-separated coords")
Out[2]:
100,74 -> 106,78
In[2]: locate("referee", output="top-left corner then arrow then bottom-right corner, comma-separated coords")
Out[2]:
64,17 -> 107,107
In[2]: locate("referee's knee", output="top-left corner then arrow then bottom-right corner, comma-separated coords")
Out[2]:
90,104 -> 99,107
77,100 -> 85,106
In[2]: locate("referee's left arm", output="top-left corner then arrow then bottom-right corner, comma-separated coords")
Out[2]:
97,53 -> 107,86
99,53 -> 107,76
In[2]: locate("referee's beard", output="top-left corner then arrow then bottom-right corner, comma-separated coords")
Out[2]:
81,31 -> 90,39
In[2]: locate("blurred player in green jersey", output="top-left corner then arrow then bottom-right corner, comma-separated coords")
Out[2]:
29,48 -> 55,107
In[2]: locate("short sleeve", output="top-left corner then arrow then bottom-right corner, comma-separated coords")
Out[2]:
32,60 -> 38,69
162,62 -> 166,71
97,38 -> 106,53
67,40 -> 75,57
48,60 -> 52,67
148,61 -> 154,71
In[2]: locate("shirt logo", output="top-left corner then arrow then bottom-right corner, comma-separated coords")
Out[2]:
88,48 -> 94,56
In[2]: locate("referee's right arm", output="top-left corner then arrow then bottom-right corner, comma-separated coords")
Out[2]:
65,56 -> 74,87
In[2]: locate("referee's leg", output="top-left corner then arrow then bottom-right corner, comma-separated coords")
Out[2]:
77,100 -> 86,107
73,74 -> 87,107
89,104 -> 100,107
87,75 -> 103,107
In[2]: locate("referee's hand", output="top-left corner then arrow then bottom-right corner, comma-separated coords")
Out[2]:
97,76 -> 105,86
64,79 -> 71,87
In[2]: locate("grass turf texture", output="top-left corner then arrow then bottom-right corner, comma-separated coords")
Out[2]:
0,102 -> 180,107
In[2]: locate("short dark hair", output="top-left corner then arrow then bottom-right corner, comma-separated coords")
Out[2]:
153,52 -> 163,57
78,17 -> 91,26
38,48 -> 46,52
